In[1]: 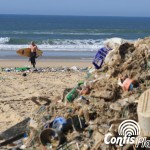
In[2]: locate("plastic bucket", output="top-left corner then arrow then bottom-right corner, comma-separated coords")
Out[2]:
137,89 -> 150,137
40,128 -> 66,147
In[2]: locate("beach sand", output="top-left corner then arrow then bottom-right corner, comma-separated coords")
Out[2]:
0,60 -> 89,133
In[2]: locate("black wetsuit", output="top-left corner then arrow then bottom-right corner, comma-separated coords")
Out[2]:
30,52 -> 36,68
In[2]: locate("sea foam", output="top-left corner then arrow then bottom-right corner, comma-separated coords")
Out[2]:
0,37 -> 10,44
0,37 -> 132,51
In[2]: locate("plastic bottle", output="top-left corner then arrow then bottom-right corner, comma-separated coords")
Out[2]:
66,87 -> 79,102
66,81 -> 84,102
78,81 -> 84,86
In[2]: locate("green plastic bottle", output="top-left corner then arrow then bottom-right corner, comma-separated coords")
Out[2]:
78,81 -> 84,86
66,81 -> 84,102
66,87 -> 78,102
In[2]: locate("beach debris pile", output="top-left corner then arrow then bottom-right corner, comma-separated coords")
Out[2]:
1,37 -> 150,149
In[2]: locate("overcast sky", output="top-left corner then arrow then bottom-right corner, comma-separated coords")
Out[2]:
0,0 -> 149,17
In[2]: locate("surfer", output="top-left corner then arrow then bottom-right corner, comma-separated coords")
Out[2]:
30,41 -> 38,68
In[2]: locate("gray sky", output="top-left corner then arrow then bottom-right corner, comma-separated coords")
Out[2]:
0,0 -> 149,17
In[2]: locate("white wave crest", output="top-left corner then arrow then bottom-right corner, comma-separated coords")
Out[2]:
0,44 -> 99,51
41,39 -> 104,45
0,38 -> 132,51
0,37 -> 10,44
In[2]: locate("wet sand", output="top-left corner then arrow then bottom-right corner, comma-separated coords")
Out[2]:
0,59 -> 91,68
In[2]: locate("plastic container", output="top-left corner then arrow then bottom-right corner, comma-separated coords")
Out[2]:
52,117 -> 67,132
93,47 -> 109,69
40,128 -> 66,147
137,89 -> 150,137
122,78 -> 133,91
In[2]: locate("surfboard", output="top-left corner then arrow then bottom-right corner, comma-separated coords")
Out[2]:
16,48 -> 43,57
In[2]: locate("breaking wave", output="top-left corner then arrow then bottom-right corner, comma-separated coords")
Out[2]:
0,37 -> 132,51
0,37 -> 10,44
0,37 -> 105,51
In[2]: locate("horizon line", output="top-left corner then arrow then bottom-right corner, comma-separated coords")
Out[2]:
0,13 -> 150,18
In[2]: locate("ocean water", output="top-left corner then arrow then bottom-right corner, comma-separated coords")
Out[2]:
0,15 -> 150,59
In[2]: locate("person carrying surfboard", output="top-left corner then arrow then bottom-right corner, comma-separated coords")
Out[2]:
30,41 -> 38,68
